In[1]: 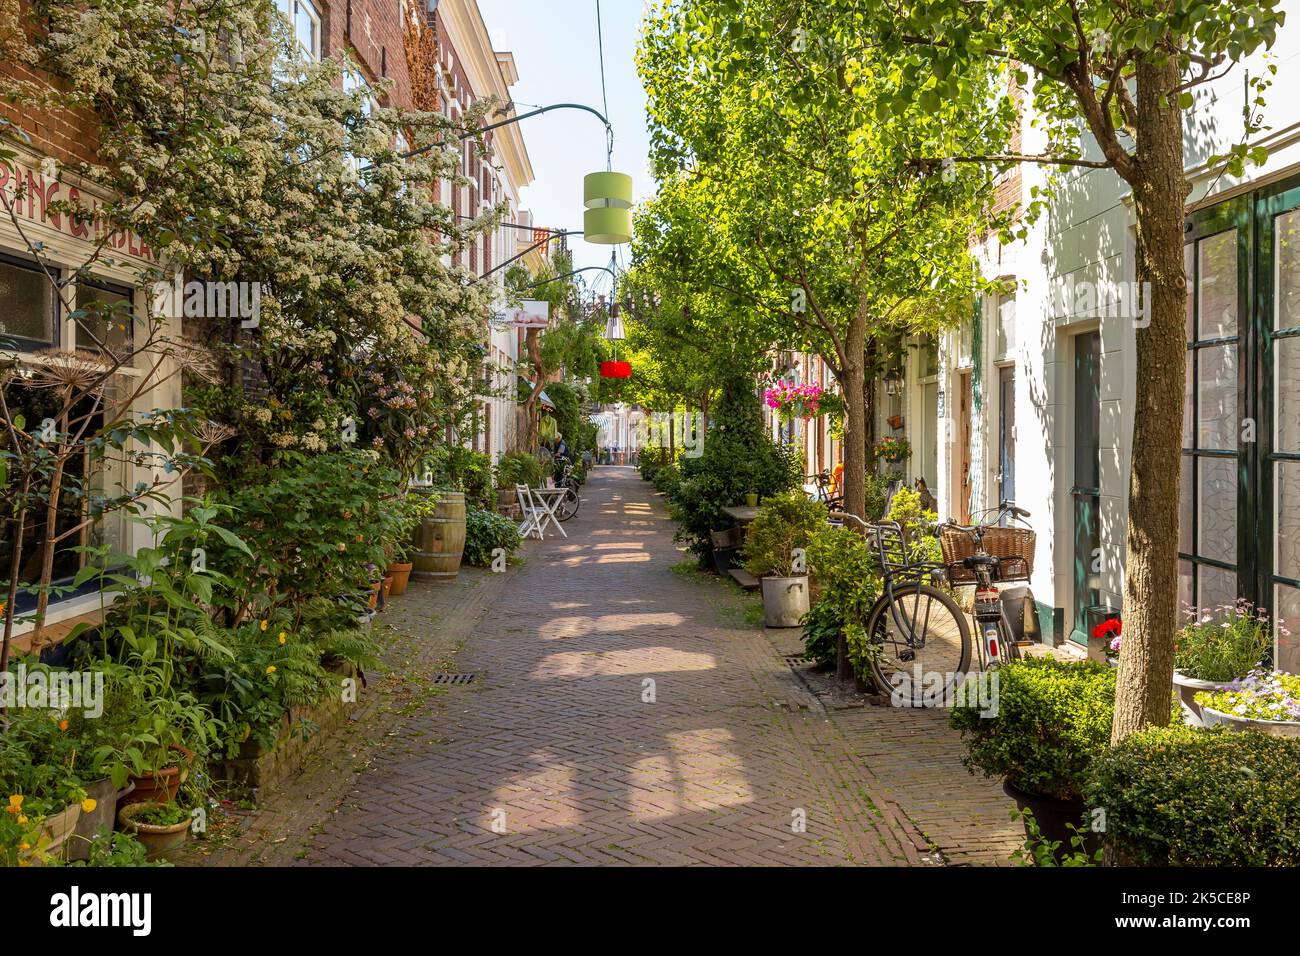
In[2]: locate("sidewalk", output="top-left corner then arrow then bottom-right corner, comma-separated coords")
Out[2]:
194,466 -> 1020,866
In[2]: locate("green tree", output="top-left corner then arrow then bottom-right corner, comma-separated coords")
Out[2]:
864,0 -> 1284,740
638,0 -> 1013,531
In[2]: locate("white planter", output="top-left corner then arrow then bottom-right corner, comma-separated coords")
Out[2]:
1172,670 -> 1237,728
761,575 -> 809,628
1201,707 -> 1300,738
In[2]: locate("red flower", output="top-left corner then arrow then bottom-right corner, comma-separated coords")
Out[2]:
1092,617 -> 1122,639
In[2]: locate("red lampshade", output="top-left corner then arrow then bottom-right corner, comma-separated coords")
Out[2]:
600,361 -> 631,378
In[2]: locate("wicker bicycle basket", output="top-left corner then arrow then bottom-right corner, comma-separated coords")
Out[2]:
939,525 -> 1035,584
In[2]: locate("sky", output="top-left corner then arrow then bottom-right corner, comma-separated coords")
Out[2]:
476,0 -> 654,286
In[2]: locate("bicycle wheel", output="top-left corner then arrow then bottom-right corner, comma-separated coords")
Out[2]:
555,484 -> 580,521
865,582 -> 971,705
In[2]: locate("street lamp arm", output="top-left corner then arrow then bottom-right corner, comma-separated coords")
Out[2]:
522,266 -> 616,290
476,229 -> 581,283
400,103 -> 614,161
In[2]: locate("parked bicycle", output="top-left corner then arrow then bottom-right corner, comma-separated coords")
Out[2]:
830,500 -> 1036,705
937,502 -> 1036,671
553,457 -> 581,522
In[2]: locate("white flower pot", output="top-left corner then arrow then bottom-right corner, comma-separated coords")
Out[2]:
1171,670 -> 1238,728
761,575 -> 809,628
1201,707 -> 1300,738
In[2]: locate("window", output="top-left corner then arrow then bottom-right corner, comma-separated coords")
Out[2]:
0,253 -> 58,350
995,289 -> 1016,361
74,279 -> 134,356
276,0 -> 321,61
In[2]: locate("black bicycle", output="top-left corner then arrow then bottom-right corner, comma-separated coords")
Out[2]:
553,458 -> 580,522
836,513 -> 972,705
937,502 -> 1036,670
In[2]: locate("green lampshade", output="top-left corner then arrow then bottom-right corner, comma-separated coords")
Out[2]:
584,171 -> 633,209
584,206 -> 632,244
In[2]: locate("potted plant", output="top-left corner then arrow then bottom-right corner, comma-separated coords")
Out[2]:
496,452 -> 542,510
744,492 -> 759,507
1093,616 -> 1122,667
951,658 -> 1115,859
872,436 -> 911,463
763,381 -> 824,422
1171,601 -> 1273,726
379,495 -> 419,597
742,491 -> 827,627
1197,669 -> 1300,737
117,801 -> 193,859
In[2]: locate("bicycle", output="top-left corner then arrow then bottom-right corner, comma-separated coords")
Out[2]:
937,502 -> 1036,671
552,458 -> 580,522
835,512 -> 972,705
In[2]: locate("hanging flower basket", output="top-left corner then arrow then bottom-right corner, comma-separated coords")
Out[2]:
763,381 -> 826,422
872,436 -> 911,463
600,361 -> 631,379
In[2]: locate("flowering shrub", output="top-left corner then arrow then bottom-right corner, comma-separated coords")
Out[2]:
1092,617 -> 1121,660
1196,669 -> 1300,722
1174,600 -> 1275,682
872,436 -> 912,461
763,381 -> 824,421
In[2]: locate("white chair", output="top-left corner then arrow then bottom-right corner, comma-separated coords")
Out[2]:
516,484 -> 544,539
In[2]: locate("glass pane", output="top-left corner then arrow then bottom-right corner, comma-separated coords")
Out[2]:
75,283 -> 133,355
1197,457 -> 1237,565
1277,335 -> 1300,453
1183,349 -> 1194,448
1179,560 -> 1194,620
1197,343 -> 1237,449
1184,242 -> 1194,341
1277,460 -> 1300,581
0,259 -> 56,346
1179,455 -> 1193,554
1198,229 -> 1237,339
295,0 -> 318,57
1277,208 -> 1300,331
1275,583 -> 1300,675
1198,564 -> 1237,612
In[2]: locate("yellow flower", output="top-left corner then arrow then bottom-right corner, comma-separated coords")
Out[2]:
260,619 -> 269,631
17,815 -> 27,825
18,842 -> 30,851
6,795 -> 22,812
80,798 -> 97,814
278,632 -> 286,645
266,665 -> 277,674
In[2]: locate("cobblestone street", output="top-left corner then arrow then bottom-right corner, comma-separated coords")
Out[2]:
199,467 -> 1021,866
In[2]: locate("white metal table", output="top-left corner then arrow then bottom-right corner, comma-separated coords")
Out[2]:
526,486 -> 570,540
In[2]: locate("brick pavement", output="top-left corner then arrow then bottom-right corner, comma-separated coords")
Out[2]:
197,466 -> 1020,866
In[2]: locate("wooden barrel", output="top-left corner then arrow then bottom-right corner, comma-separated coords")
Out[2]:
411,490 -> 466,580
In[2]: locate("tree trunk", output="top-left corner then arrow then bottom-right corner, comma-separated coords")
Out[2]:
0,501 -> 28,686
836,304 -> 869,683
1112,56 -> 1191,743
29,452 -> 68,655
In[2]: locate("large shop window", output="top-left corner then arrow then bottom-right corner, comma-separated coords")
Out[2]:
0,254 -> 58,350
1180,174 -> 1300,673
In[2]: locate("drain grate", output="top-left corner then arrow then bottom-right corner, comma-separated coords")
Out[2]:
782,653 -> 813,666
430,673 -> 477,685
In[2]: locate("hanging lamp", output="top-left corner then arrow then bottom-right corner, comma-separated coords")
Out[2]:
584,171 -> 633,244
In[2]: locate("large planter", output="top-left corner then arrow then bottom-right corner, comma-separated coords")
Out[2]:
1003,778 -> 1100,861
118,802 -> 191,860
496,486 -> 517,511
1171,670 -> 1237,728
1201,707 -> 1300,738
761,575 -> 810,628
386,561 -> 413,597
122,745 -> 193,806
67,778 -> 134,861
411,489 -> 466,581
42,803 -> 82,861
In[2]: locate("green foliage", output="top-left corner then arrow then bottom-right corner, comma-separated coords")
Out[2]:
210,450 -> 400,620
652,463 -> 681,495
68,827 -> 167,868
805,524 -> 882,678
801,597 -> 842,667
463,508 -> 522,568
497,451 -> 543,489
426,445 -> 494,510
951,658 -> 1116,801
1010,808 -> 1101,868
1174,600 -> 1273,681
885,487 -> 942,565
741,491 -> 827,577
669,376 -> 803,556
1086,726 -> 1300,866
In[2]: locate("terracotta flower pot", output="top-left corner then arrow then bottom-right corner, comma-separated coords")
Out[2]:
118,802 -> 192,860
123,745 -> 193,806
387,561 -> 413,596
367,578 -> 382,609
